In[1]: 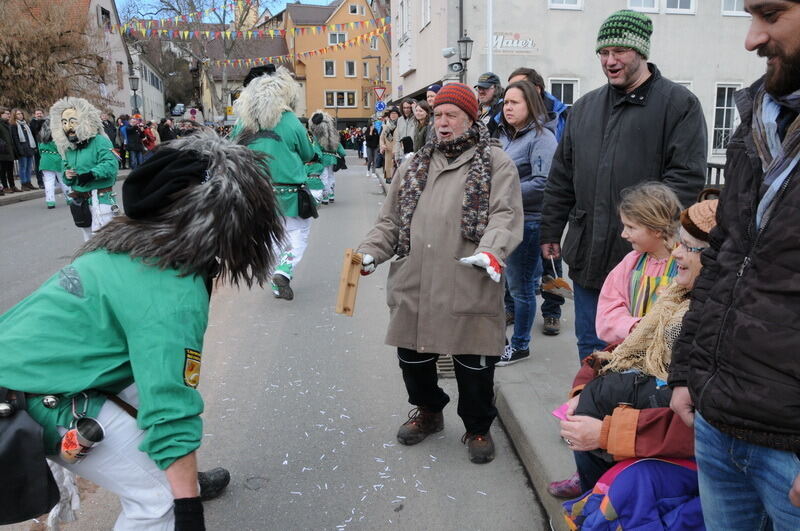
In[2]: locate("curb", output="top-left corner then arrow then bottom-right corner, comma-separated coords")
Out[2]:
0,170 -> 132,207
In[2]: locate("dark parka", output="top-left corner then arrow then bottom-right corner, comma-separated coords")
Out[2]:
669,78 -> 800,452
0,120 -> 14,162
540,64 -> 707,290
10,120 -> 36,158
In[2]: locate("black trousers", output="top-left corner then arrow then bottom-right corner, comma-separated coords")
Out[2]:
397,348 -> 498,435
33,150 -> 43,187
0,161 -> 13,188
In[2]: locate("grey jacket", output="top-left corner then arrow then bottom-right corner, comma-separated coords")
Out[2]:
498,120 -> 558,222
540,64 -> 707,290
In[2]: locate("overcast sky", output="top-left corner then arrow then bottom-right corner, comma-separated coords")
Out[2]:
117,0 -> 335,18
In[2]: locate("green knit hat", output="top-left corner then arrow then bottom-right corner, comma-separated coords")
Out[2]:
596,9 -> 653,59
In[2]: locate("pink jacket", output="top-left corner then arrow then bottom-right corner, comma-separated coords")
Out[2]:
596,251 -> 673,345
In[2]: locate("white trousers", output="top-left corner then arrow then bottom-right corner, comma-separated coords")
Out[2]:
321,166 -> 335,197
51,385 -> 175,530
274,216 -> 312,280
80,191 -> 117,241
42,170 -> 70,206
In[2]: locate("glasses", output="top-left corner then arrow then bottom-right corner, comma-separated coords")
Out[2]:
678,239 -> 707,254
597,48 -> 634,60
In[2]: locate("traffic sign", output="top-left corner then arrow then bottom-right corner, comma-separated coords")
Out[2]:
373,86 -> 387,101
375,101 -> 386,112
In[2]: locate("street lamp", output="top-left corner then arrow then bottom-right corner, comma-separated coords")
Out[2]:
129,75 -> 140,114
457,33 -> 474,84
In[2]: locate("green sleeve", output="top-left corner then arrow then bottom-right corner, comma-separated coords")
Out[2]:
337,143 -> 346,157
126,301 -> 208,470
290,115 -> 316,163
90,135 -> 118,181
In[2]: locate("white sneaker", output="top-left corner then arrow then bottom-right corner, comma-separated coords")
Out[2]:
366,170 -> 370,176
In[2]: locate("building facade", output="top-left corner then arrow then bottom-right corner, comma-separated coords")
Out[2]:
88,0 -> 134,118
392,0 -> 763,162
130,53 -> 167,122
265,0 -> 393,127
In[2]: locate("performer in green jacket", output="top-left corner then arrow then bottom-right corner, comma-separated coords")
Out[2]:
232,65 -> 316,301
50,97 -> 118,240
308,110 -> 346,204
0,131 -> 284,530
36,119 -> 70,209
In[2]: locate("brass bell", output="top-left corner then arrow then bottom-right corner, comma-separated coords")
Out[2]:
42,395 -> 60,409
0,402 -> 13,417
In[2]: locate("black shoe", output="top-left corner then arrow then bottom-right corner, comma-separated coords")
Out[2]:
495,345 -> 530,367
397,407 -> 444,445
462,432 -> 495,464
272,274 -> 294,300
543,317 -> 561,336
505,311 -> 514,326
198,467 -> 231,501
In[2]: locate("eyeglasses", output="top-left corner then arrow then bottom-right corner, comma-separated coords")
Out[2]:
678,239 -> 707,254
597,48 -> 634,60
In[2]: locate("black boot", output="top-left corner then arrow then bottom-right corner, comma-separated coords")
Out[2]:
198,467 -> 231,501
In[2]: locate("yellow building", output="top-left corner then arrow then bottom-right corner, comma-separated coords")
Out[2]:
265,0 -> 392,127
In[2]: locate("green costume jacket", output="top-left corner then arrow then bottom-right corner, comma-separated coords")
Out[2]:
37,141 -> 64,173
62,135 -> 118,196
233,111 -> 315,217
320,144 -> 346,168
305,141 -> 325,191
0,250 -> 209,470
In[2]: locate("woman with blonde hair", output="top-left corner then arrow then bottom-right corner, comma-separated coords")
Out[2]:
10,108 -> 38,191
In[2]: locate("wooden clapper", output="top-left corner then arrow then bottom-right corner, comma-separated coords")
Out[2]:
335,249 -> 363,316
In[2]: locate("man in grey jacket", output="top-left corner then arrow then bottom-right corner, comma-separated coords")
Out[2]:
540,9 -> 707,360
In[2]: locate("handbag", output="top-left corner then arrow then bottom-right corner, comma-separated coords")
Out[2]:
297,183 -> 319,219
0,388 -> 60,525
69,197 -> 92,228
375,152 -> 384,169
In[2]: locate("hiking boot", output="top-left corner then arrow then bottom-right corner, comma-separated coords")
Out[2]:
505,310 -> 514,326
543,317 -> 561,336
21,183 -> 35,191
198,467 -> 231,501
495,344 -> 530,367
271,274 -> 294,301
548,471 -> 582,498
396,407 -> 444,445
461,432 -> 495,464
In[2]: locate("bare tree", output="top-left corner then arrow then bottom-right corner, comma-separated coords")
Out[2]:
0,0 -> 117,109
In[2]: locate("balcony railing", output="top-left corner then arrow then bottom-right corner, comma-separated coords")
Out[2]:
706,162 -> 725,187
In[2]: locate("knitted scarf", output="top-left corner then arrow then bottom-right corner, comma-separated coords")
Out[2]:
597,282 -> 690,382
396,122 -> 492,257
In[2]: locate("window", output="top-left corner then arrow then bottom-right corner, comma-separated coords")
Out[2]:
325,91 -> 357,108
548,0 -> 582,10
665,0 -> 695,13
628,0 -> 658,12
345,60 -> 356,77
116,61 -> 123,89
549,79 -> 579,107
713,84 -> 741,152
363,91 -> 370,108
363,62 -> 369,78
385,66 -> 391,82
370,36 -> 379,50
324,60 -> 335,77
722,0 -> 748,15
349,4 -> 365,15
399,0 -> 410,40
421,0 -> 431,26
98,6 -> 112,30
328,32 -> 346,45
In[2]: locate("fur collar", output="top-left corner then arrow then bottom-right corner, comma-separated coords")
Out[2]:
49,97 -> 106,157
234,66 -> 301,133
308,110 -> 339,152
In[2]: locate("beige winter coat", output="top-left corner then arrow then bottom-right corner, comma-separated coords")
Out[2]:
358,143 -> 523,356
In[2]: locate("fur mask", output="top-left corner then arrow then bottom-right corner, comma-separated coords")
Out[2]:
233,66 -> 300,133
49,97 -> 106,156
77,130 -> 285,287
308,110 -> 339,152
39,119 -> 53,144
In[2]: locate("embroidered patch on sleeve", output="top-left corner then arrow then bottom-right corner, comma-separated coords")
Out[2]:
183,349 -> 202,388
59,266 -> 84,298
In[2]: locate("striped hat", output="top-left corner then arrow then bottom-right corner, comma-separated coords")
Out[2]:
433,83 -> 478,122
596,10 -> 653,59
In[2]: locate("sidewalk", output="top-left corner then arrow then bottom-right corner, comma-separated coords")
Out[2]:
0,169 -> 132,207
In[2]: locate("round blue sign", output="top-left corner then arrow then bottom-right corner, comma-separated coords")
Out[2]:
375,101 -> 386,112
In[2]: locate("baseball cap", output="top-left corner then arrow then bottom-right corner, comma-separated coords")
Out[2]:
474,72 -> 500,89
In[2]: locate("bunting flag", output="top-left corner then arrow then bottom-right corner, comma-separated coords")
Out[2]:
114,0 -> 255,33
210,24 -> 390,67
122,15 -> 391,41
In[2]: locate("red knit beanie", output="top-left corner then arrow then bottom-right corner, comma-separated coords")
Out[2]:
433,83 -> 478,122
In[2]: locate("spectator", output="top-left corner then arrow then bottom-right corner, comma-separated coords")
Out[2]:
507,67 -> 570,336
10,108 -> 38,191
364,122 -> 380,177
412,100 -> 433,151
0,107 -> 18,193
669,3 -> 800,527
150,121 -> 161,145
495,81 -> 558,367
125,117 -> 145,170
379,107 -> 399,184
475,72 -> 504,138
30,108 -> 46,188
426,84 -> 441,107
394,99 -> 418,168
357,83 -> 523,464
158,118 -> 177,142
540,9 -> 707,360
100,112 -> 117,144
141,121 -> 157,155
117,115 -> 129,169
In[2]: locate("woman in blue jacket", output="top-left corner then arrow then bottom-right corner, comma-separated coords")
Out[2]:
495,81 -> 558,367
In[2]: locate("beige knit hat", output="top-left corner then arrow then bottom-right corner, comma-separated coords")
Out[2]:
680,189 -> 719,241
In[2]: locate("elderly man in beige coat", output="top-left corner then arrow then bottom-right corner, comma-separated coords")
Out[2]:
358,83 -> 523,464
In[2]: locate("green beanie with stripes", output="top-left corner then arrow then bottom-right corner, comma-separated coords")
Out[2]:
596,9 -> 653,59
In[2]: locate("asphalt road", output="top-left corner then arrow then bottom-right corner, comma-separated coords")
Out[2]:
0,157 -> 545,530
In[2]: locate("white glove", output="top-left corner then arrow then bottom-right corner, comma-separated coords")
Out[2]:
360,253 -> 376,276
459,252 -> 503,283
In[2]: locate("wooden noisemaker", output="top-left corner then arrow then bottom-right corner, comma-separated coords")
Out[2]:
335,249 -> 363,316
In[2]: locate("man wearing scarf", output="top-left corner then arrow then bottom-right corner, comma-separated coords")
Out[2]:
669,1 -> 800,526
358,83 -> 523,464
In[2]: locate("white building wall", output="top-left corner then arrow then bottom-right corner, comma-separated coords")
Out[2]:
393,0 -> 764,163
88,0 -> 132,118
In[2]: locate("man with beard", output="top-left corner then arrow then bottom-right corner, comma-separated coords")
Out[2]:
50,98 -> 119,241
540,9 -> 706,362
669,1 -> 800,525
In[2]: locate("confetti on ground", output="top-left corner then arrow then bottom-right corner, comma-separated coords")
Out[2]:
290,491 -> 302,496
447,495 -> 456,500
477,491 -> 487,496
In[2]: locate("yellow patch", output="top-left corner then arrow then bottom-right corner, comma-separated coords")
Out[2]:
183,349 -> 202,388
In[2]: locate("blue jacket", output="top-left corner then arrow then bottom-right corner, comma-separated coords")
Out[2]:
498,120 -> 558,222
542,91 -> 569,142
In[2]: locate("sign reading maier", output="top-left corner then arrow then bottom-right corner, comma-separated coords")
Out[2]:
493,32 -> 540,55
